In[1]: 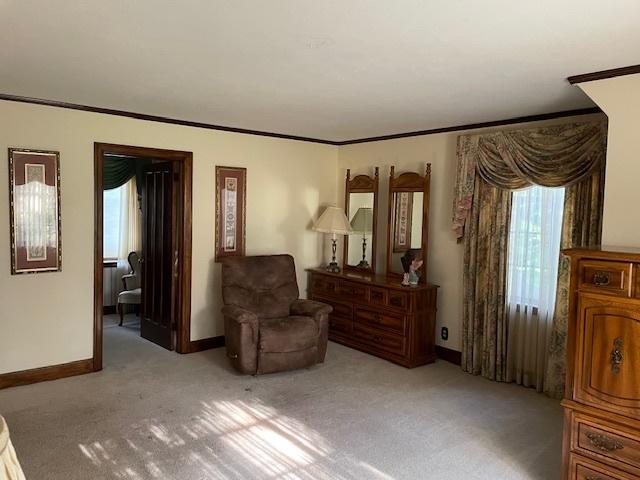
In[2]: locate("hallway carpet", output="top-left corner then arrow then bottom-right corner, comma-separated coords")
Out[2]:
0,315 -> 562,479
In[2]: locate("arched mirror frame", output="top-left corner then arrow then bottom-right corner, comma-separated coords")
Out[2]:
385,163 -> 431,284
343,167 -> 379,274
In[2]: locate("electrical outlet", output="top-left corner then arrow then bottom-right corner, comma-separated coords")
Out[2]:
441,327 -> 448,341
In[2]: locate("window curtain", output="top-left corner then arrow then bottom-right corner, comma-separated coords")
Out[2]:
454,120 -> 607,392
544,164 -> 605,398
505,186 -> 564,391
104,155 -> 151,194
115,177 -> 141,288
453,122 -> 606,239
462,178 -> 511,381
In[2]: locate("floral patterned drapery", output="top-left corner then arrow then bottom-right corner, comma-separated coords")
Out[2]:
462,179 -> 511,381
544,164 -> 605,398
453,121 -> 607,239
455,119 -> 607,391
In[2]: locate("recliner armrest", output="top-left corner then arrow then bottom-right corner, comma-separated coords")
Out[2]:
290,299 -> 332,318
221,305 -> 259,325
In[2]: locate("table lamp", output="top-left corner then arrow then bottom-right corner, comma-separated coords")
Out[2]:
312,206 -> 352,273
349,207 -> 373,268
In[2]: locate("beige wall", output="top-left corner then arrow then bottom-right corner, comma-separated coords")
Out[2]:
338,113 -> 604,351
0,100 -> 338,374
0,98 -> 607,373
578,74 -> 640,247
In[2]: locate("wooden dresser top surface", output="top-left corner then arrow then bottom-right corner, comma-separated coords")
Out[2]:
307,268 -> 439,291
563,246 -> 640,263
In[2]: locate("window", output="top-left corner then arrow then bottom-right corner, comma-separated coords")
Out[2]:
507,186 -> 564,312
103,184 -> 124,259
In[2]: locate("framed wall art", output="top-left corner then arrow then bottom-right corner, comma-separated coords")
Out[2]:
215,166 -> 246,261
8,148 -> 62,274
393,191 -> 413,252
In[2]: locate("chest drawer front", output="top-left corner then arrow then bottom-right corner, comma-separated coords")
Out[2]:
576,295 -> 640,418
311,275 -> 339,297
354,307 -> 406,335
578,260 -> 633,297
353,323 -> 406,356
337,280 -> 369,302
572,414 -> 640,473
570,453 -> 635,480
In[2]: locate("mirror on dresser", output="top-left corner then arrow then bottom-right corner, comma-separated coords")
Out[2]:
343,167 -> 379,273
386,164 -> 431,284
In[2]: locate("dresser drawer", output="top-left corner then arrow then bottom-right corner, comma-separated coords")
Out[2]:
354,307 -> 406,335
570,452 -> 636,480
578,260 -> 633,297
329,316 -> 353,335
369,287 -> 387,306
571,414 -> 640,474
388,290 -> 409,310
337,280 -> 369,302
353,323 -> 406,356
311,275 -> 339,297
312,296 -> 352,319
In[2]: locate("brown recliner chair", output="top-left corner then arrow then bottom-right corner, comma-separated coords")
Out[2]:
221,254 -> 332,375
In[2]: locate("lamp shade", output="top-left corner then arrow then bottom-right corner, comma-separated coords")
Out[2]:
350,207 -> 373,234
312,206 -> 353,235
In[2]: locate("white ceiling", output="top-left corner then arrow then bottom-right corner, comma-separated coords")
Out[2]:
1,1 -> 638,142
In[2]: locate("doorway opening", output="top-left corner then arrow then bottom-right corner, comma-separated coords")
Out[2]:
93,143 -> 193,371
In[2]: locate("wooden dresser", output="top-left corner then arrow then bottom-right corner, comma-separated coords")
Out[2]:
562,248 -> 640,480
307,268 -> 438,368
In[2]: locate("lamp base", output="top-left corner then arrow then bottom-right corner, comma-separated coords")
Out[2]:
356,260 -> 370,269
325,262 -> 341,273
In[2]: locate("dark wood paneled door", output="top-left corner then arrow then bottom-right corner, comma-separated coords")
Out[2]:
140,162 -> 178,350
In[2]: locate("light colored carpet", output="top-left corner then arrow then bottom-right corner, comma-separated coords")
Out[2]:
0,314 -> 562,479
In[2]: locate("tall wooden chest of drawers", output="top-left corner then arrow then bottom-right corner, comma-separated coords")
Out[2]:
307,269 -> 438,368
561,248 -> 640,480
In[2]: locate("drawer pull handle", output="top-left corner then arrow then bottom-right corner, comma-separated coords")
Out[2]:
611,337 -> 623,374
585,476 -> 606,480
592,271 -> 611,286
372,314 -> 382,322
586,431 -> 623,452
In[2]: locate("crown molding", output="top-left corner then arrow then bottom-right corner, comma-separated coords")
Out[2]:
1,93 -> 602,146
568,65 -> 640,85
336,107 -> 602,145
0,93 -> 338,145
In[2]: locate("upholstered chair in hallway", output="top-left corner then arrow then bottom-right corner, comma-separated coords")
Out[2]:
117,251 -> 141,326
221,254 -> 332,375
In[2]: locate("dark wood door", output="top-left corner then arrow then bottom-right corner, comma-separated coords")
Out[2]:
140,162 -> 177,350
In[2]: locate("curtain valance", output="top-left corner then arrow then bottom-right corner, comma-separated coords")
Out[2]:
103,156 -> 151,193
452,121 -> 607,239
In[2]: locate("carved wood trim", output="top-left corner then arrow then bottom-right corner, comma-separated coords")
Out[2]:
386,163 -> 431,284
343,167 -> 379,274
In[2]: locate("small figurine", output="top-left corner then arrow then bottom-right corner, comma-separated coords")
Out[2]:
400,249 -> 423,287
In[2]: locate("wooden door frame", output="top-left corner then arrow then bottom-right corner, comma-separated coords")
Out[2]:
93,142 -> 193,371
